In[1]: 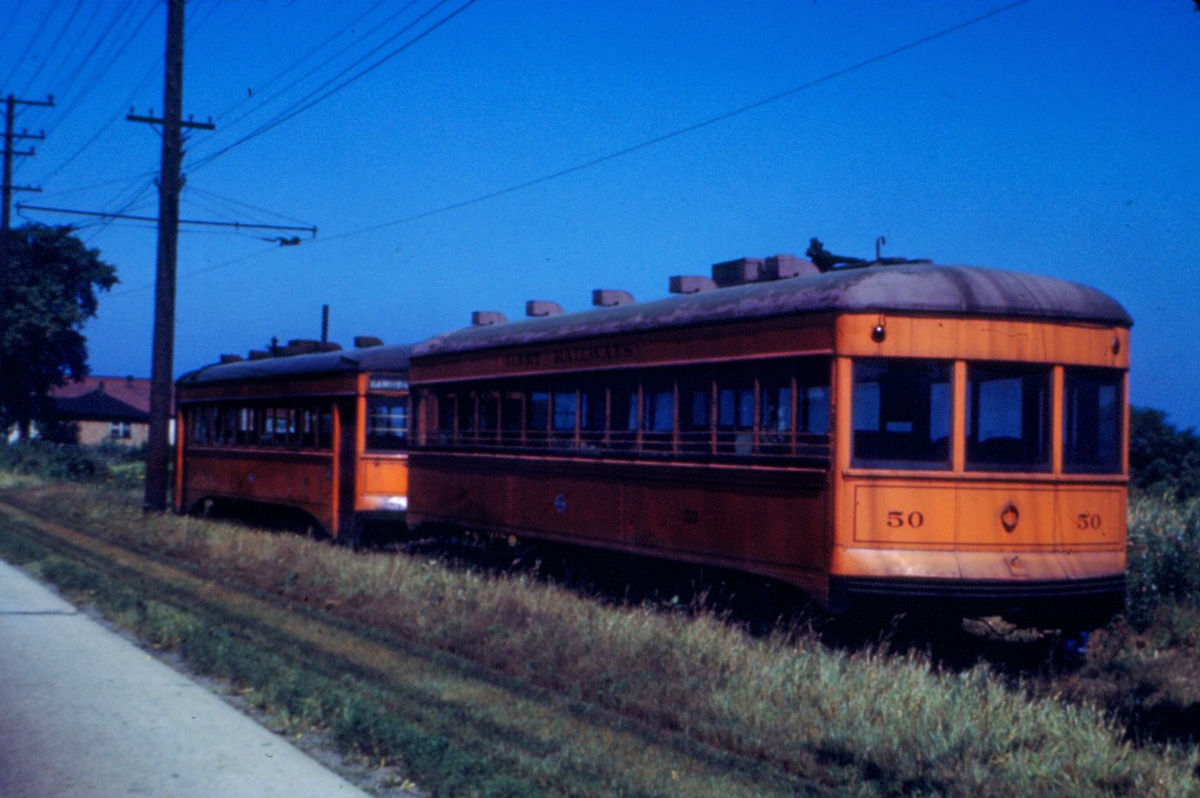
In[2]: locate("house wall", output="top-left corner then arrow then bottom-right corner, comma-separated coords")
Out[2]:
76,421 -> 151,447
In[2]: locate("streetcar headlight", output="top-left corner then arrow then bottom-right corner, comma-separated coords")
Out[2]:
384,495 -> 408,512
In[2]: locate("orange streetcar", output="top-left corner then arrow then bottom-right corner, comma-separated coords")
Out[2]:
407,255 -> 1130,627
175,340 -> 411,543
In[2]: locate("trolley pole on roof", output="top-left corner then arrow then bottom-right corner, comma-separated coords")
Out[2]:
133,0 -> 214,512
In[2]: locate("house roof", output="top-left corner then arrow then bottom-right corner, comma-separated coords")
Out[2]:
49,376 -> 154,423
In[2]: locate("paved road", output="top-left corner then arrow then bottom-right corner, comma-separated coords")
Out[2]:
0,557 -> 371,798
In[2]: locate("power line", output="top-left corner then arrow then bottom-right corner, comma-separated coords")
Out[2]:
16,0 -> 85,97
37,0 -> 109,94
0,0 -> 29,58
190,0 -> 479,172
211,0 -> 393,124
0,0 -> 55,89
186,186 -> 316,227
48,1 -> 157,133
17,203 -> 317,235
323,0 -> 1035,246
118,0 -> 1032,291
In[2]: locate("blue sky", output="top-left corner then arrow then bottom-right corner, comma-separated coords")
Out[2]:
3,0 -> 1199,427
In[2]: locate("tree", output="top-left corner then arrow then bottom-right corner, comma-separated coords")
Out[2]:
0,224 -> 117,440
1129,406 -> 1200,500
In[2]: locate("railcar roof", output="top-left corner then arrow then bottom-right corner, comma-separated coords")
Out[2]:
177,343 -> 412,386
412,264 -> 1132,359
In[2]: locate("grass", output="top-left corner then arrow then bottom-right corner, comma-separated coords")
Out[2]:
2,481 -> 1199,797
0,440 -> 146,490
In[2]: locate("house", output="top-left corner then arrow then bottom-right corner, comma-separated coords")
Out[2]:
48,376 -> 158,446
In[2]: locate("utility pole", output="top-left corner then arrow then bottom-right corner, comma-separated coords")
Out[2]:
1,93 -> 52,231
130,0 -> 214,512
1,93 -> 54,433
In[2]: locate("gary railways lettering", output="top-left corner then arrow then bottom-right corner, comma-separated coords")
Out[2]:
501,342 -> 634,371
553,343 -> 634,366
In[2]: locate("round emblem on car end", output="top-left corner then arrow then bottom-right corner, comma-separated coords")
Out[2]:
1000,502 -> 1019,533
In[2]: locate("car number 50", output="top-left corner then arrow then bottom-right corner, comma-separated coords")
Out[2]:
887,510 -> 925,528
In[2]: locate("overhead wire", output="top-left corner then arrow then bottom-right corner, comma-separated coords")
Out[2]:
16,0 -> 86,97
0,0 -> 29,58
1,0 -> 55,89
107,0 -> 1030,291
37,0 -> 110,93
39,0 -> 222,188
210,0 -> 393,124
189,0 -> 479,172
38,1 -> 223,220
186,186 -> 316,227
320,0 -> 1035,246
47,1 -> 157,133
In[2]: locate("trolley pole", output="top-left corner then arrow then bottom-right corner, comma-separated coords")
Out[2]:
134,0 -> 214,512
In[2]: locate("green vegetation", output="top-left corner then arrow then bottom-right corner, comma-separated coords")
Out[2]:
1131,406 -> 1200,500
0,439 -> 145,490
0,405 -> 1198,794
2,484 -> 1199,797
0,224 -> 117,438
1126,495 -> 1200,626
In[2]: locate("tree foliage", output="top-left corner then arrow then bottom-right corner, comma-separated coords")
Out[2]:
1,224 -> 118,437
1130,406 -> 1200,500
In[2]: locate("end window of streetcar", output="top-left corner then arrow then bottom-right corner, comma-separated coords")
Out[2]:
366,396 -> 408,451
852,359 -> 952,469
966,364 -> 1051,472
1063,368 -> 1123,474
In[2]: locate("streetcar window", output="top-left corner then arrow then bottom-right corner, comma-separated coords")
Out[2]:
1063,368 -> 1123,474
419,358 -> 830,465
191,406 -> 212,445
609,381 -> 638,451
679,373 -> 712,456
966,364 -> 1051,472
759,368 -> 791,456
437,394 -> 456,445
527,390 -> 550,447
552,389 -> 577,447
262,407 -> 293,447
798,358 -> 831,436
579,382 -> 607,450
366,396 -> 408,451
299,406 -> 317,449
220,406 -> 238,445
717,368 -> 754,455
478,391 -> 500,441
853,359 -> 951,469
500,391 -> 524,447
237,406 -> 257,446
641,378 -> 674,452
319,407 -> 333,449
456,390 -> 476,445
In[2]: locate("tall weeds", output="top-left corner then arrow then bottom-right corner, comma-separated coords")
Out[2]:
3,482 -> 1198,797
1127,494 -> 1200,627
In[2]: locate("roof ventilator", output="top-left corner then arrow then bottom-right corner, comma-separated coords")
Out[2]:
592,289 -> 635,307
669,275 -> 717,294
472,310 -> 508,326
711,254 -> 817,287
526,300 -> 564,317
